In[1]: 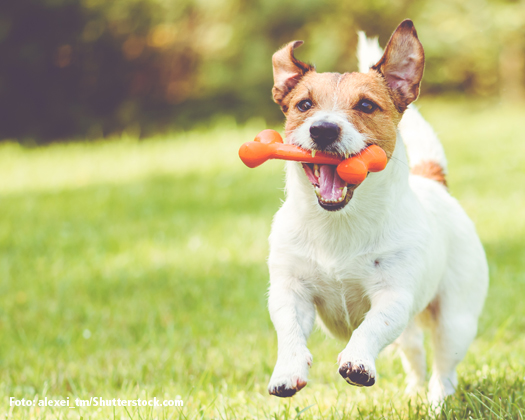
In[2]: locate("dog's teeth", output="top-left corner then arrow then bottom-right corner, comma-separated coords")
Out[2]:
314,168 -> 320,178
344,153 -> 349,159
341,187 -> 347,198
315,187 -> 321,198
311,150 -> 316,158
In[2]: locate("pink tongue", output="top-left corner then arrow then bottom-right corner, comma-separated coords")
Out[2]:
320,165 -> 346,200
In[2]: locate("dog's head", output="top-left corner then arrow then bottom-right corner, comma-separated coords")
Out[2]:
272,20 -> 424,211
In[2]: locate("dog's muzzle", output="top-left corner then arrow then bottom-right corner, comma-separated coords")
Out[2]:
310,121 -> 340,149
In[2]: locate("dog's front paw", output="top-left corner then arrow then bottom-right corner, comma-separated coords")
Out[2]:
268,377 -> 307,398
338,354 -> 376,387
268,352 -> 312,398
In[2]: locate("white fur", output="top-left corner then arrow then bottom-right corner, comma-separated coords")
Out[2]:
399,106 -> 448,173
266,36 -> 488,405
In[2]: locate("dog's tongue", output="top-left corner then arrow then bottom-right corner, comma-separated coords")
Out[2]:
320,165 -> 346,201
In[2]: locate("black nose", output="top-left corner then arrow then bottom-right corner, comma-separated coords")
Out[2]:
309,121 -> 341,148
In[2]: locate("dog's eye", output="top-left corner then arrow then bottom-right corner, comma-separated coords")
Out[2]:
297,100 -> 313,112
355,100 -> 377,114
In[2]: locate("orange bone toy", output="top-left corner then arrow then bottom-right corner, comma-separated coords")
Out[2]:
239,129 -> 387,185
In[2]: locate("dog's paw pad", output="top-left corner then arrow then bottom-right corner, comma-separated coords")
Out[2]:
338,361 -> 375,387
268,379 -> 307,398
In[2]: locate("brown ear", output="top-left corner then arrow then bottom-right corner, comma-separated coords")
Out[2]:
372,20 -> 425,112
272,41 -> 314,106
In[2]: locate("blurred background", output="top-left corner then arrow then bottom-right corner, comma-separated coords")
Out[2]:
1,0 -> 524,144
1,1 -> 525,418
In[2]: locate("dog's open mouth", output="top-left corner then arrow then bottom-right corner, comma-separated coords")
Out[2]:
302,163 -> 357,211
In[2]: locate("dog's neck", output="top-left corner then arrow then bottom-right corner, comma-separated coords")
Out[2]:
284,132 -> 411,233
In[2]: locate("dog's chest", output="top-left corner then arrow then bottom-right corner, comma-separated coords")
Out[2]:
271,202 -> 394,341
305,251 -> 377,341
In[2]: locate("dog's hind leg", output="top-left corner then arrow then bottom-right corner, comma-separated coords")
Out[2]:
396,319 -> 427,395
427,224 -> 488,406
427,292 -> 481,405
267,278 -> 315,398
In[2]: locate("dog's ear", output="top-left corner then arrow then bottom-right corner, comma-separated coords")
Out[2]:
372,20 -> 424,112
272,41 -> 313,106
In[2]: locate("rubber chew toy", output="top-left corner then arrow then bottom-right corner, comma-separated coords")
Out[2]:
239,129 -> 387,185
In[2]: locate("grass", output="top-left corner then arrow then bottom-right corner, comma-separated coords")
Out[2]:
0,98 -> 524,419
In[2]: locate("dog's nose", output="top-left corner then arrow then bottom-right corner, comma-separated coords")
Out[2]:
310,121 -> 341,148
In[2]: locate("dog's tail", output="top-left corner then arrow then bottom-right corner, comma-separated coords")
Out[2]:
397,107 -> 448,186
357,32 -> 448,186
357,31 -> 383,73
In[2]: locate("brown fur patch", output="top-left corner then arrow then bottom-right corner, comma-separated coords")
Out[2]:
372,20 -> 425,113
281,70 -> 401,159
411,161 -> 447,186
338,71 -> 400,158
426,297 -> 440,320
272,41 -> 314,108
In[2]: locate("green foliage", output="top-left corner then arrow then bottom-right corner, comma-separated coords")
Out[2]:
0,0 -> 524,142
0,99 -> 524,418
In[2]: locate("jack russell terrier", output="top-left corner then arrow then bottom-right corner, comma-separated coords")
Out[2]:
266,19 -> 488,404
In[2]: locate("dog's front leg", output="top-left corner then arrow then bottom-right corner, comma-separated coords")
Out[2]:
338,288 -> 413,387
267,276 -> 315,398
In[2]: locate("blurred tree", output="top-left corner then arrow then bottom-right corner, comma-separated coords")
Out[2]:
0,0 -> 202,141
0,0 -> 523,143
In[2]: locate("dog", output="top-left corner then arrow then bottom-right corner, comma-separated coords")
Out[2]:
265,19 -> 488,405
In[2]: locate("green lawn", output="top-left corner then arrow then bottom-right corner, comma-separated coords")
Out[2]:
1,99 -> 524,419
